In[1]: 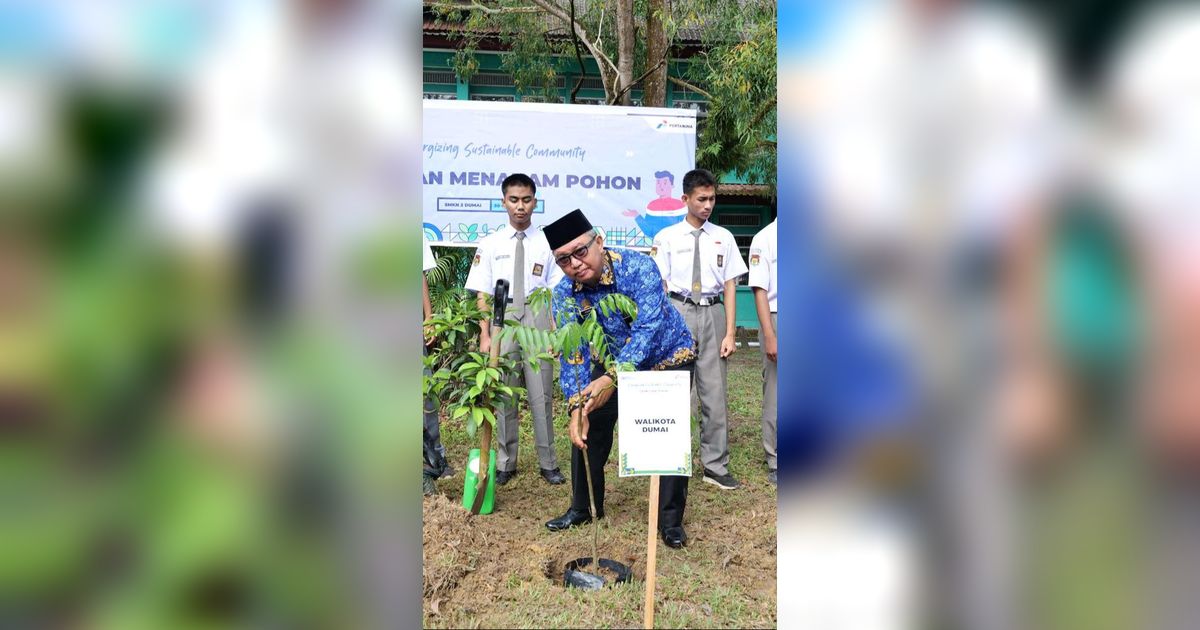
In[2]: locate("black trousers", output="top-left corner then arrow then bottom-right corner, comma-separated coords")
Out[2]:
423,344 -> 448,478
569,362 -> 693,530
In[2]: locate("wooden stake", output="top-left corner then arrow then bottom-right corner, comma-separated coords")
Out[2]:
644,474 -> 660,629
580,444 -> 599,569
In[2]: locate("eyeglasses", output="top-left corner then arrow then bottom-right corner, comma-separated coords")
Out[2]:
554,233 -> 599,267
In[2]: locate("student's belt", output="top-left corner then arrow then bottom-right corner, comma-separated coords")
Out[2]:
669,291 -> 722,306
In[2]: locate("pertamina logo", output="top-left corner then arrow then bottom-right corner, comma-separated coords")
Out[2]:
647,116 -> 694,133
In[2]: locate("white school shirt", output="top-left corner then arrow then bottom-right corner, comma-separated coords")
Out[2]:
423,238 -> 436,272
464,224 -> 564,298
748,220 -> 778,312
652,219 -> 748,297
1101,5 -> 1200,285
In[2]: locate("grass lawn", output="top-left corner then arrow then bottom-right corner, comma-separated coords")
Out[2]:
423,343 -> 777,628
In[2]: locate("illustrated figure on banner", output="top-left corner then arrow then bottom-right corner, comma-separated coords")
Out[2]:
624,170 -> 687,240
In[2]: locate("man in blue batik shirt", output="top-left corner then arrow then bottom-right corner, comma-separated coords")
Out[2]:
542,209 -> 698,549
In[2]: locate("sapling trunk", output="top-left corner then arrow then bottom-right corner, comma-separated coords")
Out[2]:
471,336 -> 502,513
471,279 -> 509,515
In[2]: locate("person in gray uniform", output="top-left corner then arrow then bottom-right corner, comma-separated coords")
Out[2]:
465,173 -> 566,486
651,168 -> 749,490
749,218 -> 778,486
423,237 -> 452,495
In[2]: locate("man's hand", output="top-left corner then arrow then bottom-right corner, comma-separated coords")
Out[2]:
568,409 -> 589,450
763,332 -> 777,362
581,375 -> 616,416
423,320 -> 436,348
720,334 -> 738,358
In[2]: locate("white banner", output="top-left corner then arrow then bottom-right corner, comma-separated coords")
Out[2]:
617,371 -> 692,477
422,100 -> 696,249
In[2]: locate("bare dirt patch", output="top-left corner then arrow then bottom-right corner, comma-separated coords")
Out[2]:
423,347 -> 777,628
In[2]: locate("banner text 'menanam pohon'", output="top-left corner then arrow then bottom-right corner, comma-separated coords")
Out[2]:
422,100 -> 697,249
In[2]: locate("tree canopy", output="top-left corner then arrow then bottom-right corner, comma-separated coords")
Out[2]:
427,0 -> 776,189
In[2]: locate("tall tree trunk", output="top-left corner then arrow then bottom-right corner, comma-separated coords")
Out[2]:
643,0 -> 668,107
614,0 -> 635,105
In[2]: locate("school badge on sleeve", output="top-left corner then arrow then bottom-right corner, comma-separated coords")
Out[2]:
532,263 -> 544,277
750,254 -> 760,266
717,254 -> 724,267
472,253 -> 481,266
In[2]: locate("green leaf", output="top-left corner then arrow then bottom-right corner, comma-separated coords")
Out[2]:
471,406 -> 483,426
515,326 -> 528,355
453,406 -> 470,419
563,325 -> 583,357
526,326 -> 540,355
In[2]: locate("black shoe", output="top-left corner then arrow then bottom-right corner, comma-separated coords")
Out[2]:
540,467 -> 566,485
439,462 -> 455,479
703,469 -> 741,490
496,470 -> 516,486
660,526 -> 687,549
545,508 -> 598,531
422,475 -> 436,497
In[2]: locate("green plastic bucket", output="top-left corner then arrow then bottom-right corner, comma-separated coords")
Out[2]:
461,448 -> 497,514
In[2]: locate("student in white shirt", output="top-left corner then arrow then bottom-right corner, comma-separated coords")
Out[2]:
652,168 -> 749,490
423,237 -> 452,495
464,174 -> 566,486
748,218 -> 778,486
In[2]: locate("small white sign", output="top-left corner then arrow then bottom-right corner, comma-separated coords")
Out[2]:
617,371 -> 692,477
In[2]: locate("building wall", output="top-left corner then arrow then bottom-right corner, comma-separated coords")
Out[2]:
422,49 -> 707,110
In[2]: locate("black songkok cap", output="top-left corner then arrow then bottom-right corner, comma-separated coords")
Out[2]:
543,209 -> 594,250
